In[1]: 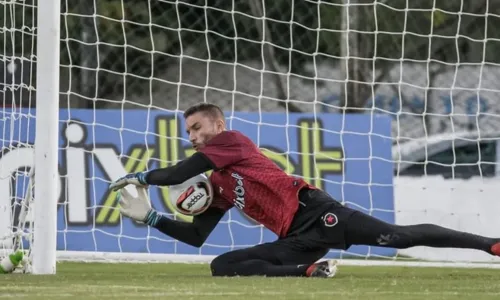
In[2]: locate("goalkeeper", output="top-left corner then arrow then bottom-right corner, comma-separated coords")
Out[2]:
110,103 -> 500,278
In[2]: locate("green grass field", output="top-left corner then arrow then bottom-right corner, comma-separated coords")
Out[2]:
1,263 -> 498,300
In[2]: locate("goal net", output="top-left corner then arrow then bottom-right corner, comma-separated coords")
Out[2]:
2,0 -> 500,273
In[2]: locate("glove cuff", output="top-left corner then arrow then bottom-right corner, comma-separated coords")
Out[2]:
144,209 -> 161,227
137,172 -> 148,185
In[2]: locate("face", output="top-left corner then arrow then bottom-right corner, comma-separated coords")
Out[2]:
185,112 -> 225,151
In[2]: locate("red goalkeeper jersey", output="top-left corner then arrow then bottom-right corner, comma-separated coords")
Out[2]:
199,130 -> 313,238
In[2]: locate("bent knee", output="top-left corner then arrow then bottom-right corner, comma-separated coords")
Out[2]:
210,255 -> 233,277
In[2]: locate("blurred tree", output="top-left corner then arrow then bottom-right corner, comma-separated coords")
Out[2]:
1,0 -> 500,110
0,0 -> 36,108
336,0 -> 500,112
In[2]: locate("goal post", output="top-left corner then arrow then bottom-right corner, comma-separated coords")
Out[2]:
2,0 -> 500,273
32,0 -> 61,274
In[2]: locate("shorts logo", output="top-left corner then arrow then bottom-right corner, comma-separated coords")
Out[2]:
322,212 -> 338,227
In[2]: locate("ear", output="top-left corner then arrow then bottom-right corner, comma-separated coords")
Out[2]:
215,118 -> 225,133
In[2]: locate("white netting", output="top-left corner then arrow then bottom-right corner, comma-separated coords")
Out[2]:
1,0 -> 500,270
0,0 -> 36,272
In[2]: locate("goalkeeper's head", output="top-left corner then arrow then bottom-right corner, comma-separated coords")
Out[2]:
184,102 -> 226,151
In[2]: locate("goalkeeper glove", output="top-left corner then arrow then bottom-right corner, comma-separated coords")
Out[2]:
118,186 -> 161,226
109,172 -> 148,191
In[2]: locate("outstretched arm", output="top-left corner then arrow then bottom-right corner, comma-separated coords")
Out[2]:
118,186 -> 225,248
145,207 -> 225,247
110,152 -> 215,191
145,152 -> 215,186
110,130 -> 250,191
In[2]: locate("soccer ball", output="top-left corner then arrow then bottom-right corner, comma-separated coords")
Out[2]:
168,174 -> 214,216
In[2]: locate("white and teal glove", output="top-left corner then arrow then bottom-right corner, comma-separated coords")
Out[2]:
118,186 -> 161,226
109,172 -> 148,192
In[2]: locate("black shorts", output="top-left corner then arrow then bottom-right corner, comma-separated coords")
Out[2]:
212,189 -> 357,267
286,188 -> 357,250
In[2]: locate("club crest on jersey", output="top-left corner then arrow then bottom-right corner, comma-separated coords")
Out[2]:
232,172 -> 245,209
322,212 -> 338,227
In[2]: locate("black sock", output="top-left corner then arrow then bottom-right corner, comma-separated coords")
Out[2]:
399,223 -> 496,253
211,259 -> 310,277
346,211 -> 496,253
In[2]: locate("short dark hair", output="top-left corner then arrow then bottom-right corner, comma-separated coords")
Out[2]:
183,102 -> 224,120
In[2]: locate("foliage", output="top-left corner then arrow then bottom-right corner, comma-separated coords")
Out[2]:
1,0 -> 499,109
